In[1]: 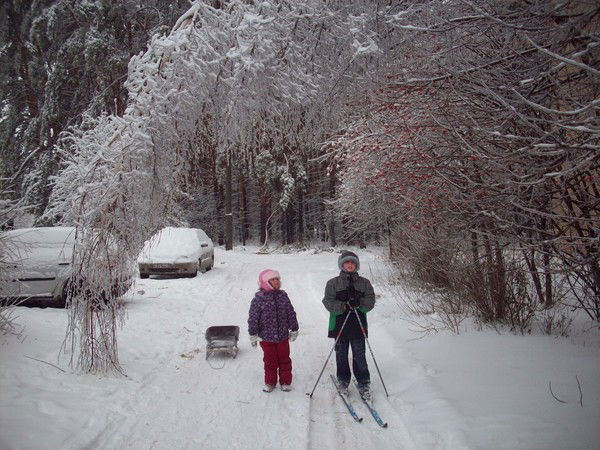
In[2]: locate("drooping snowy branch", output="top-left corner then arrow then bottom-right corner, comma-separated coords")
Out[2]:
332,0 -> 599,325
44,0 -> 385,372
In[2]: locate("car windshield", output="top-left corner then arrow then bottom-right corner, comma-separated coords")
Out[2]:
138,227 -> 201,263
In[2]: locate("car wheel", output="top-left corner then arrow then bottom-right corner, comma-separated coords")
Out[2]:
199,258 -> 207,274
140,273 -> 149,279
54,295 -> 68,309
206,257 -> 214,271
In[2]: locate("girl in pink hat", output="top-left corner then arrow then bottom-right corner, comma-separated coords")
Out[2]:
248,269 -> 299,392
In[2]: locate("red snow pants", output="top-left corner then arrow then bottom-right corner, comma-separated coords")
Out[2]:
259,339 -> 292,386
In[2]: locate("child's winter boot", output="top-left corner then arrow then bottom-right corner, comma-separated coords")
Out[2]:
358,383 -> 371,401
338,380 -> 350,396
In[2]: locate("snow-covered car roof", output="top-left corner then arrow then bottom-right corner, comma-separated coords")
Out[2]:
137,227 -> 210,264
3,226 -> 75,246
2,227 -> 75,265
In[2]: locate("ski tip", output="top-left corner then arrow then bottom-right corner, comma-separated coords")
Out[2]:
382,422 -> 388,428
358,418 -> 364,423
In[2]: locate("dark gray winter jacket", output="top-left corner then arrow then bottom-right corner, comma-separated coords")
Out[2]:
323,271 -> 375,339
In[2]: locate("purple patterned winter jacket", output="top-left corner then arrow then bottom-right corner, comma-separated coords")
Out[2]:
248,289 -> 299,343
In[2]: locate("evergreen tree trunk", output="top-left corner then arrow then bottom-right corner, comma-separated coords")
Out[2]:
239,171 -> 248,246
298,190 -> 304,244
212,149 -> 224,246
328,165 -> 337,247
287,207 -> 295,244
224,152 -> 233,250
259,183 -> 270,245
281,209 -> 287,245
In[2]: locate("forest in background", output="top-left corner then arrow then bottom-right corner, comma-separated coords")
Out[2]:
1,0 -> 598,372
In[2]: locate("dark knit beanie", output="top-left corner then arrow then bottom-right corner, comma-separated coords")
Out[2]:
338,250 -> 360,271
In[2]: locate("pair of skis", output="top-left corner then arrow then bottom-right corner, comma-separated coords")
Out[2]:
330,375 -> 388,428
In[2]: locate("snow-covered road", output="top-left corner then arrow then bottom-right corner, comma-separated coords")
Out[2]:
2,247 -> 599,449
94,247 -> 448,449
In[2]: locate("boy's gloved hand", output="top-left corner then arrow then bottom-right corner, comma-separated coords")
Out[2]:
250,335 -> 259,347
348,296 -> 360,308
289,330 -> 298,342
336,289 -> 349,302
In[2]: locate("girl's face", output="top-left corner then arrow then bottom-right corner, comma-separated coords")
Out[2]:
268,277 -> 281,290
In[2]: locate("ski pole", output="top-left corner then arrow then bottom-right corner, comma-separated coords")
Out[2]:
352,306 -> 390,398
306,308 -> 353,398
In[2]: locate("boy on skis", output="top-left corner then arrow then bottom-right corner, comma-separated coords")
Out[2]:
248,269 -> 299,392
322,251 -> 375,400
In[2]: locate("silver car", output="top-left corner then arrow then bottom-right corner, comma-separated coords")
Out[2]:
137,227 -> 214,279
0,227 -> 132,308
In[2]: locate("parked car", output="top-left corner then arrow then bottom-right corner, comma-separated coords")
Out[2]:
0,227 -> 132,308
137,227 -> 214,279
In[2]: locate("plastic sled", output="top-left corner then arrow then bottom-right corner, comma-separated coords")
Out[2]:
205,325 -> 240,360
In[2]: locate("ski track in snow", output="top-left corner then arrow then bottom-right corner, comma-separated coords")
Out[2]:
0,248 -> 471,450
107,249 -> 460,450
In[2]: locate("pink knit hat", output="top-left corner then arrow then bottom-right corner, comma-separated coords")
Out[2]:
258,269 -> 281,291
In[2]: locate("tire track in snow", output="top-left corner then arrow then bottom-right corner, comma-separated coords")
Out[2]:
90,253 -> 244,449
95,250 -> 312,449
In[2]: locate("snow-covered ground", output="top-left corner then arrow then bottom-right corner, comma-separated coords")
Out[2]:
1,247 -> 599,449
